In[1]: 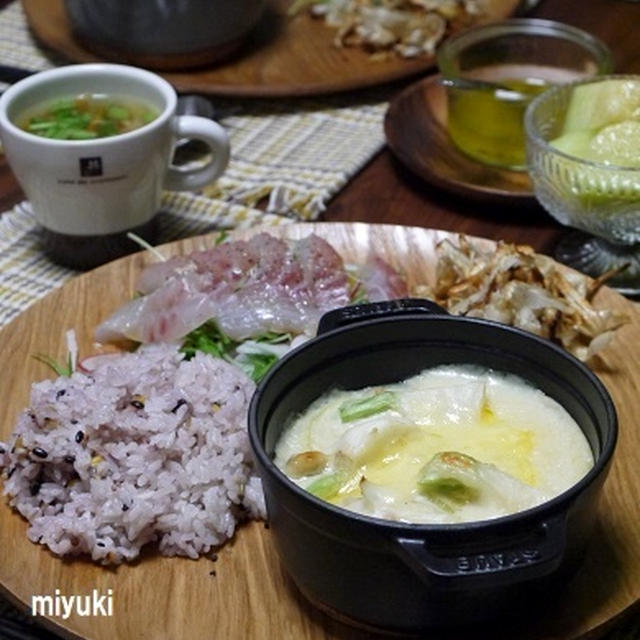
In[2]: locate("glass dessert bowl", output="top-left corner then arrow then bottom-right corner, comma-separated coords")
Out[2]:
525,75 -> 640,296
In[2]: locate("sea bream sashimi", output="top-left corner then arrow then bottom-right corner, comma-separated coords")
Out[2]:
95,233 -> 408,345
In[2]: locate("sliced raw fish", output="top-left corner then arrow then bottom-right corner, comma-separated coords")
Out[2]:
95,233 -> 382,344
356,255 -> 409,301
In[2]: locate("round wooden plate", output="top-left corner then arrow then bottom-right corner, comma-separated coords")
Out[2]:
1,223 -> 638,640
22,0 -> 521,97
384,74 -> 535,203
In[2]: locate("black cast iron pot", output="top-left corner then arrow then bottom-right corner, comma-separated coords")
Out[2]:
248,299 -> 618,634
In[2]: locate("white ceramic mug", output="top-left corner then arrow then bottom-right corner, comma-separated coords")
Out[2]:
0,63 -> 230,240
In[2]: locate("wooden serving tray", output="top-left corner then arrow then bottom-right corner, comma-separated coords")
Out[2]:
0,223 -> 638,640
22,0 -> 520,97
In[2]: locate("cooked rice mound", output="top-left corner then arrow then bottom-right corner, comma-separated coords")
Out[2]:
0,344 -> 264,565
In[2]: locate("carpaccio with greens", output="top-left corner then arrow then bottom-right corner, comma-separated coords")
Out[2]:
95,232 -> 408,345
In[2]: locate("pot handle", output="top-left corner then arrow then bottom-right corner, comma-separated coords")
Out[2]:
393,514 -> 567,591
317,298 -> 447,335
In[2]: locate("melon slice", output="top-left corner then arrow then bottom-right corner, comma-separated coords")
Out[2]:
551,121 -> 640,168
549,129 -> 594,159
588,120 -> 640,167
562,79 -> 640,134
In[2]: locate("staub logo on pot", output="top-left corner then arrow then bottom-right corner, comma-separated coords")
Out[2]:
457,549 -> 541,573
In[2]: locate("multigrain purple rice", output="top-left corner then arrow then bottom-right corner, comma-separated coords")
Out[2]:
0,343 -> 265,564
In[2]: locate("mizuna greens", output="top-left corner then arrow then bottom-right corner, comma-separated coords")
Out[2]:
180,321 -> 294,383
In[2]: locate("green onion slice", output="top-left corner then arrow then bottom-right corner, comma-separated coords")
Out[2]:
339,390 -> 396,423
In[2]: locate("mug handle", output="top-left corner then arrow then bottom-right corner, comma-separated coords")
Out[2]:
164,115 -> 230,191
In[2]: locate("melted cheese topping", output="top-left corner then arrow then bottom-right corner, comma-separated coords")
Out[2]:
275,366 -> 594,524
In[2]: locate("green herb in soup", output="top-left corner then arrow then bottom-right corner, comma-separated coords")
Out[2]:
19,93 -> 158,140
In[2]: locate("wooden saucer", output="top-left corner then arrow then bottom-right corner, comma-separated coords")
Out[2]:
384,74 -> 535,204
